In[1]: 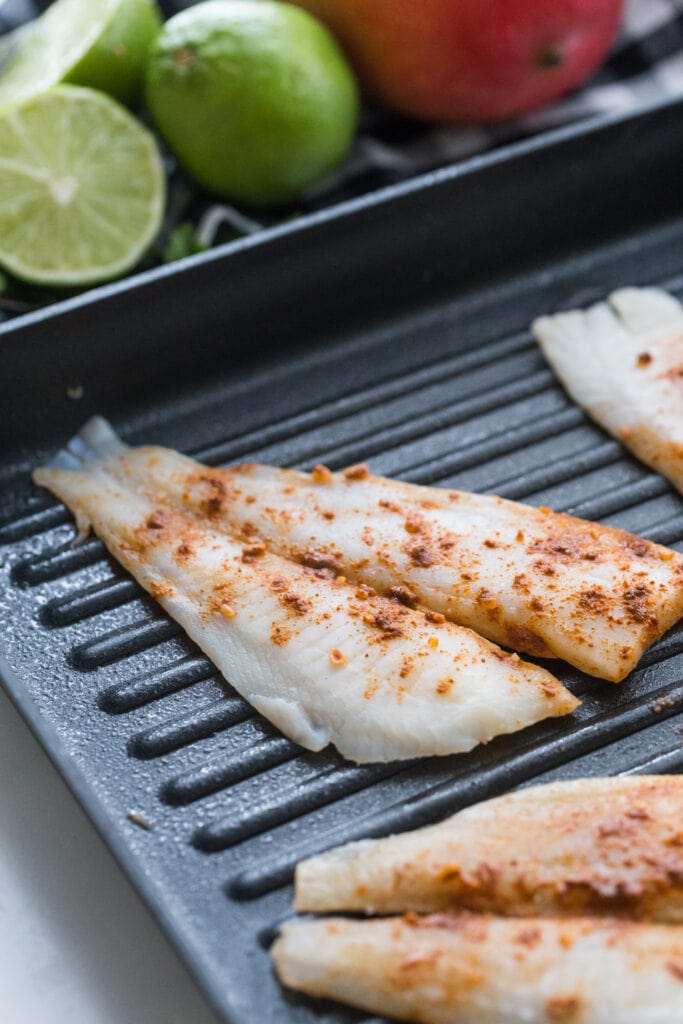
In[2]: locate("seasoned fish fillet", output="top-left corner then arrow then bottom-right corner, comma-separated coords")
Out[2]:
533,286 -> 683,494
33,438 -> 576,764
85,418 -> 683,681
295,776 -> 683,920
272,912 -> 683,1024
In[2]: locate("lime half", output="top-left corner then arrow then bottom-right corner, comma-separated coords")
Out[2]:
0,0 -> 161,111
0,85 -> 165,286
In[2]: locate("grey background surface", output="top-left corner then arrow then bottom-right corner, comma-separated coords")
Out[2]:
0,686 -> 221,1024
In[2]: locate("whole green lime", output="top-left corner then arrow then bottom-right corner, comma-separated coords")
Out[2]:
144,0 -> 359,206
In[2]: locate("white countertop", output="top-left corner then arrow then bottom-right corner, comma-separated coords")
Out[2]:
0,686 -> 222,1024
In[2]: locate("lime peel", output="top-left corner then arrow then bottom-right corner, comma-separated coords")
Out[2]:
0,0 -> 161,112
0,85 -> 165,287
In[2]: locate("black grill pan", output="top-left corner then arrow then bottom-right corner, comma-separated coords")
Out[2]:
2,97 -> 683,1024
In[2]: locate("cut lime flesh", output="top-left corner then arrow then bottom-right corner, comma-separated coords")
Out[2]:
0,85 -> 165,286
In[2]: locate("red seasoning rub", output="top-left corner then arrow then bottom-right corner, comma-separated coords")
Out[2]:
294,776 -> 683,921
33,418 -> 578,766
124,456 -> 683,682
312,463 -> 333,485
343,463 -> 370,481
329,647 -> 347,666
533,286 -> 683,495
57,422 -> 683,683
272,911 -> 683,1024
274,775 -> 683,1022
242,541 -> 267,562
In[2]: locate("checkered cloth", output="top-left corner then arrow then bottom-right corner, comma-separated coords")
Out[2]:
2,0 -> 683,240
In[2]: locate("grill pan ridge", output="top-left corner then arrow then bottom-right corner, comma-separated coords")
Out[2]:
2,98 -> 683,1023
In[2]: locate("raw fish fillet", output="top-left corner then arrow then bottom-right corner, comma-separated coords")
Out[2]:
33,428 -> 576,764
85,418 -> 683,682
533,287 -> 683,494
295,775 -> 683,920
272,912 -> 683,1024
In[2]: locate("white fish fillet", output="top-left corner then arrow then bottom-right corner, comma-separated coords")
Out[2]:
33,431 -> 576,764
533,286 -> 683,494
272,913 -> 683,1024
85,418 -> 683,682
295,775 -> 683,920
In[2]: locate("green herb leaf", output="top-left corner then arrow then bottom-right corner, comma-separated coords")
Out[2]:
163,222 -> 206,264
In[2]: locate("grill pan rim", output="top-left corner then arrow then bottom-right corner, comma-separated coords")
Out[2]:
1,91 -> 682,343
2,94 -> 683,1024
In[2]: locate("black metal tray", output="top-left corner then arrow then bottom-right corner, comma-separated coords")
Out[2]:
2,97 -> 683,1024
